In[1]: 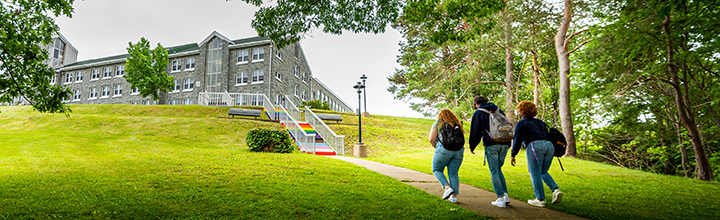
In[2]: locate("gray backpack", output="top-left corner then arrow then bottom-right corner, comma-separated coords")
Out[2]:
478,108 -> 514,142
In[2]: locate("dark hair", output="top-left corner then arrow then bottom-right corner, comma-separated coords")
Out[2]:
517,101 -> 538,118
474,96 -> 489,105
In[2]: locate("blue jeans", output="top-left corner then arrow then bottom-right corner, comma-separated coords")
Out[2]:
485,144 -> 509,197
526,140 -> 559,200
433,143 -> 464,195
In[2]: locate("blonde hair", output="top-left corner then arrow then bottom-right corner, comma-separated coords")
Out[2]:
517,101 -> 538,118
437,109 -> 465,134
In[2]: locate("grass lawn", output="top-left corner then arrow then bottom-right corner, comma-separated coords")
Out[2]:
330,114 -> 720,220
0,105 -> 482,219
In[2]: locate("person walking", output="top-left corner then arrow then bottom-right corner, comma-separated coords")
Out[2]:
510,101 -> 563,207
428,109 -> 465,203
469,96 -> 511,208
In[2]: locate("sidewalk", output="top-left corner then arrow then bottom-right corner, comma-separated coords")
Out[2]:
329,156 -> 589,220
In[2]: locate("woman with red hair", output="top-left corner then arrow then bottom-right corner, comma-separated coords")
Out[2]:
428,109 -> 465,203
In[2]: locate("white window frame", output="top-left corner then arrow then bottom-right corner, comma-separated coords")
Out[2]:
131,87 -> 139,95
113,85 -> 123,97
235,72 -> 248,85
236,50 -> 249,64
252,48 -> 264,62
275,50 -> 282,59
64,72 -> 73,84
251,70 -> 264,84
294,66 -> 299,78
91,69 -> 100,81
116,65 -> 125,77
302,72 -> 307,83
275,72 -> 282,82
183,78 -> 194,91
101,86 -> 110,98
171,60 -> 182,72
49,75 -> 56,85
103,67 -> 112,79
89,88 -> 97,100
182,99 -> 194,105
185,58 -> 195,71
75,71 -> 83,83
72,89 -> 81,101
294,85 -> 299,97
302,90 -> 307,101
173,79 -> 181,92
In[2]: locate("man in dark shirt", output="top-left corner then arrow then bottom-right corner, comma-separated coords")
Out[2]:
469,96 -> 511,208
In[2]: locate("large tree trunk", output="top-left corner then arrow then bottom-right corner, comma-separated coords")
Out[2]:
503,7 -> 515,123
554,0 -> 577,157
663,15 -> 711,180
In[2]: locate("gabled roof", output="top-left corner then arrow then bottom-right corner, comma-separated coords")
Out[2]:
232,36 -> 270,45
61,43 -> 199,69
199,31 -> 234,46
54,32 -> 78,54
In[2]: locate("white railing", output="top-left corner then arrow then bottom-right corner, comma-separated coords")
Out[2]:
305,106 -> 345,156
278,104 -> 316,153
198,91 -> 234,106
284,95 -> 303,122
261,94 -> 276,120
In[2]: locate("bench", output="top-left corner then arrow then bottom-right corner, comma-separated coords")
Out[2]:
229,108 -> 262,119
316,114 -> 343,123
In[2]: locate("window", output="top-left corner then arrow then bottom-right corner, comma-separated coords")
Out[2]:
173,79 -> 181,92
49,75 -> 56,85
103,67 -> 112,78
275,72 -> 282,82
101,86 -> 111,97
235,94 -> 247,106
89,88 -> 97,99
251,70 -> 264,83
302,90 -> 307,101
171,60 -> 182,72
116,65 -> 125,76
185,58 -> 195,70
113,85 -> 123,96
251,92 -> 263,106
75,71 -> 83,82
51,38 -> 65,67
252,48 -> 264,61
64,72 -> 73,84
235,72 -> 248,85
294,66 -> 299,77
294,85 -> 299,97
275,94 -> 281,105
131,87 -> 139,95
182,99 -> 193,105
302,72 -> 307,83
91,69 -> 100,80
183,78 -> 194,91
72,90 -> 81,101
143,100 -> 153,105
294,44 -> 299,58
169,100 -> 180,105
236,50 -> 249,63
275,50 -> 282,59
206,38 -> 222,92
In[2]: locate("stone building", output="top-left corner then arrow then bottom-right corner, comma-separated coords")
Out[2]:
53,31 -> 352,112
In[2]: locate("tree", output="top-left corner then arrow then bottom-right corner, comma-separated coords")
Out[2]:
0,0 -> 74,115
124,37 -> 173,101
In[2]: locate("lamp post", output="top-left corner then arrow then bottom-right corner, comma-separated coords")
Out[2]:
360,74 -> 367,115
353,81 -> 367,157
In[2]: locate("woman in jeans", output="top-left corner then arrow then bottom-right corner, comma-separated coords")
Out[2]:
428,109 -> 465,203
510,101 -> 563,207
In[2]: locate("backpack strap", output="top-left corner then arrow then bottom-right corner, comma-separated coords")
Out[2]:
477,108 -> 494,114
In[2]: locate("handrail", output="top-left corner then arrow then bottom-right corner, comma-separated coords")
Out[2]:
283,95 -> 303,122
278,104 -> 316,153
260,94 -> 276,120
304,106 -> 345,156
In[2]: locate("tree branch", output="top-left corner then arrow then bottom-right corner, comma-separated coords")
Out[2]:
567,38 -> 592,55
563,28 -> 589,50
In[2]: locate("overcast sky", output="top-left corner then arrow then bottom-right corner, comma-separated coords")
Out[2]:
53,0 -> 425,118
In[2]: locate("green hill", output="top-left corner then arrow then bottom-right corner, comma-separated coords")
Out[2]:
2,104 -> 719,219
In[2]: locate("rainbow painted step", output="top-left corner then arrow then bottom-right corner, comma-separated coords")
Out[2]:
281,122 -> 336,156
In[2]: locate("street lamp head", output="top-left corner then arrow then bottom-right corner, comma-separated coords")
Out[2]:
360,74 -> 367,81
353,81 -> 365,92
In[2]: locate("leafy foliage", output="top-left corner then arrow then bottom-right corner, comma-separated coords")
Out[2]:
0,0 -> 74,115
124,37 -> 173,101
246,128 -> 295,153
299,99 -> 330,110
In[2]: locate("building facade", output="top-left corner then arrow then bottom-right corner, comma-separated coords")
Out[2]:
52,31 -> 352,112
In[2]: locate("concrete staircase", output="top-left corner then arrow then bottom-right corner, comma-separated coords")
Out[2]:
281,121 -> 337,156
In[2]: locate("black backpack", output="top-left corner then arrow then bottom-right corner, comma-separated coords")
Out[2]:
439,121 -> 465,151
547,126 -> 567,157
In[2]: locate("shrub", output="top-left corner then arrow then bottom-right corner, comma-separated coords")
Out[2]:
299,99 -> 331,110
246,128 -> 295,153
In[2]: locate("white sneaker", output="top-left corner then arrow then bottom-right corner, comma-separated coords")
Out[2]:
527,199 -> 546,207
491,198 -> 506,208
503,192 -> 510,205
552,189 -> 563,204
442,187 -> 454,200
448,196 -> 458,203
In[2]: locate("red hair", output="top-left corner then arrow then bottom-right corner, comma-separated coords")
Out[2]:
437,109 -> 464,133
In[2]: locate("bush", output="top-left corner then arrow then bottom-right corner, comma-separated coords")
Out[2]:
246,128 -> 295,153
298,99 -> 331,110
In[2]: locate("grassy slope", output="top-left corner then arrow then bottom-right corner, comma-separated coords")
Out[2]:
0,105 -> 481,219
327,114 -> 720,220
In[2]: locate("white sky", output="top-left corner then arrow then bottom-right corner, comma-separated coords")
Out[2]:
53,0 -> 425,118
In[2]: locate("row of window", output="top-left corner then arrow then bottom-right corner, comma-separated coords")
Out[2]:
67,84 -> 132,102
172,78 -> 195,92
235,71 -> 264,85
167,99 -> 195,105
236,48 -> 265,64
170,58 -> 197,72
60,65 -> 125,85
293,66 -> 308,83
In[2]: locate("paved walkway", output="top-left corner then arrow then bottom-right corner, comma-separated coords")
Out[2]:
329,156 -> 589,220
